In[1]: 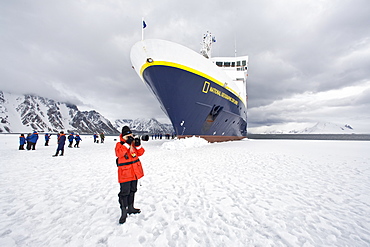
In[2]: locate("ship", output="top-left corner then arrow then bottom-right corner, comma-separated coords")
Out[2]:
130,31 -> 249,142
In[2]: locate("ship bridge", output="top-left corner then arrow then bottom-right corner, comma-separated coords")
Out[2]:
210,56 -> 249,101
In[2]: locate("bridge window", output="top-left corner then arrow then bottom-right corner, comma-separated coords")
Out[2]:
242,60 -> 246,66
224,62 -> 231,67
231,62 -> 235,67
237,61 -> 241,66
216,61 -> 223,67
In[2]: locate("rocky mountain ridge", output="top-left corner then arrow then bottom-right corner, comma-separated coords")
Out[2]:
114,118 -> 174,135
0,91 -> 173,134
0,91 -> 119,134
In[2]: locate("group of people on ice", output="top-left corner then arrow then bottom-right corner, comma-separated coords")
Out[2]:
67,132 -> 82,148
19,131 -> 43,150
52,132 -> 82,156
93,132 -> 105,143
151,133 -> 174,140
18,131 -> 83,156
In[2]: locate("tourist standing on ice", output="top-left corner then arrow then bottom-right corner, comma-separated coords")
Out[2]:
53,131 -> 66,157
27,131 -> 39,150
93,133 -> 97,143
26,133 -> 31,150
100,132 -> 105,143
74,134 -> 82,148
115,126 -> 145,224
19,134 -> 26,150
44,133 -> 51,146
68,133 -> 74,148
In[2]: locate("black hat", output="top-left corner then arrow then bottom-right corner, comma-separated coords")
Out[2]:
121,126 -> 132,136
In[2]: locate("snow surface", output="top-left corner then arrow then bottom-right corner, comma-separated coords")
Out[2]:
1,134 -> 369,246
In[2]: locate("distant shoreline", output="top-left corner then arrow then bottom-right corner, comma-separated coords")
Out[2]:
2,133 -> 370,141
247,134 -> 370,141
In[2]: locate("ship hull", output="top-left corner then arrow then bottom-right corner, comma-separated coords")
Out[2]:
142,64 -> 247,142
131,39 -> 247,142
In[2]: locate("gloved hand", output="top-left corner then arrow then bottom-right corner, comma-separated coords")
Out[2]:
134,137 -> 141,147
126,136 -> 134,145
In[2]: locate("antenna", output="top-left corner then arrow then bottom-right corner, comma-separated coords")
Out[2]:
234,35 -> 237,57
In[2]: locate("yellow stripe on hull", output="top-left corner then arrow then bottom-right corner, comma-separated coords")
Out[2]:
140,60 -> 245,105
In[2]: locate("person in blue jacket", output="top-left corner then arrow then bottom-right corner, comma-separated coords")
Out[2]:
44,133 -> 51,146
26,133 -> 31,150
53,131 -> 66,157
27,131 -> 39,150
19,134 -> 26,150
68,133 -> 74,148
74,134 -> 82,148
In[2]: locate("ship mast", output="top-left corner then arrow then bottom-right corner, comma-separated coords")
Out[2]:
200,31 -> 216,59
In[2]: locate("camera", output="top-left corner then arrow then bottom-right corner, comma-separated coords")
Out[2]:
134,134 -> 149,142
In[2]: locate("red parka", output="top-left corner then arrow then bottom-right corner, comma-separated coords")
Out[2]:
115,134 -> 145,183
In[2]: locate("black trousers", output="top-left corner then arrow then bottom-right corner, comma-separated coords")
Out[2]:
118,180 -> 138,208
27,142 -> 36,150
55,148 -> 64,155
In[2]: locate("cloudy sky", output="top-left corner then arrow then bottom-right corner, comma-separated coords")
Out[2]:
1,0 -> 370,132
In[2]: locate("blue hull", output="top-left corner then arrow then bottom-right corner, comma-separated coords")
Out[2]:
142,64 -> 247,140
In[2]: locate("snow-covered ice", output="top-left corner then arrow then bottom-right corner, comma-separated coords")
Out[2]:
1,134 -> 369,246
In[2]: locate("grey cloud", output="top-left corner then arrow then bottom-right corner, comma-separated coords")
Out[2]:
1,0 -> 369,131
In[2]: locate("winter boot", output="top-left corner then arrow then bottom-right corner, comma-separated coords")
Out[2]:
118,196 -> 128,224
127,193 -> 141,214
119,206 -> 127,224
127,204 -> 141,215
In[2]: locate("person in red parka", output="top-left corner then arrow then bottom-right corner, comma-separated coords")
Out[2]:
115,126 -> 145,224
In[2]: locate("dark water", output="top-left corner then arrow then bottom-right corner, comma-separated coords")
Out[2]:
247,134 -> 370,141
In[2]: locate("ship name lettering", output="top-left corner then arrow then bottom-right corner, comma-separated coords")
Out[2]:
209,87 -> 221,96
208,87 -> 238,105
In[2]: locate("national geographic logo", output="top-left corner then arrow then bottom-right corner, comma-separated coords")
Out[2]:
202,81 -> 238,105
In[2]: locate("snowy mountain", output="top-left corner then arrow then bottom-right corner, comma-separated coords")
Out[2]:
0,91 -> 119,134
250,122 -> 356,134
298,122 -> 355,134
114,118 -> 174,134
